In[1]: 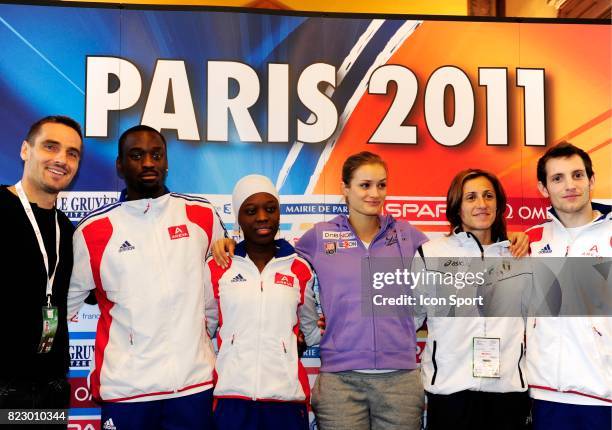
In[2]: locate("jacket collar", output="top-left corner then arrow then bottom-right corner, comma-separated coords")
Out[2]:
329,214 -> 396,235
234,238 -> 295,259
547,202 -> 612,227
451,227 -> 510,250
119,186 -> 171,202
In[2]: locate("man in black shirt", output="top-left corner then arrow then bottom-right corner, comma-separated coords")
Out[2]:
0,116 -> 83,428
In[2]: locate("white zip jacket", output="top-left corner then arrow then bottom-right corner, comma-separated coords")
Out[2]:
68,192 -> 225,402
415,232 -> 532,395
205,239 -> 320,402
526,204 -> 611,406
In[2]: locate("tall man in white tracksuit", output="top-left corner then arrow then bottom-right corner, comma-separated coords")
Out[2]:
526,142 -> 611,430
68,125 -> 225,430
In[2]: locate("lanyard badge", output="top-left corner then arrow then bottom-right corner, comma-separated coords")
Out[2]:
15,182 -> 60,354
473,337 -> 501,378
38,306 -> 59,354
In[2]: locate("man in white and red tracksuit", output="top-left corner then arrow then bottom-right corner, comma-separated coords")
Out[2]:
526,141 -> 611,430
68,125 -> 225,430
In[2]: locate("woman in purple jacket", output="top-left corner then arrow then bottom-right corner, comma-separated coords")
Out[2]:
294,151 -> 428,430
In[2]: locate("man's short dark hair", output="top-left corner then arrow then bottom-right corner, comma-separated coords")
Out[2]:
118,125 -> 167,159
536,141 -> 594,186
26,115 -> 83,144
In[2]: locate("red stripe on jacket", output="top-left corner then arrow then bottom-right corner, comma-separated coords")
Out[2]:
82,217 -> 114,401
526,226 -> 544,244
207,259 -> 231,384
105,380 -> 213,402
186,204 -> 214,254
290,258 -> 313,400
529,384 -> 612,403
290,258 -> 311,306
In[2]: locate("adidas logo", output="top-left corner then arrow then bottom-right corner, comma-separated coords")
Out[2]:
119,240 -> 135,253
538,244 -> 552,254
231,273 -> 246,283
103,418 -> 117,430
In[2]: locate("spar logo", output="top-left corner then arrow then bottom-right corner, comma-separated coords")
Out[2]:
383,199 -> 446,222
168,224 -> 189,240
274,273 -> 295,287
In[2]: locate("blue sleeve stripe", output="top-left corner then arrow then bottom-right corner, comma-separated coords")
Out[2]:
170,192 -> 212,205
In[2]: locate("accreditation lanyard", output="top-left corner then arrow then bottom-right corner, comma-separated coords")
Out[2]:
15,181 -> 60,307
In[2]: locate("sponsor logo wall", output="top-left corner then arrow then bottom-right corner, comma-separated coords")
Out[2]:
0,2 -> 609,427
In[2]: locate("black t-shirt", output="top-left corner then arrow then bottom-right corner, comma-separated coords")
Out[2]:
0,185 -> 74,382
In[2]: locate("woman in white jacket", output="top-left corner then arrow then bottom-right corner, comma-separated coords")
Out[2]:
415,169 -> 532,430
204,175 -> 320,430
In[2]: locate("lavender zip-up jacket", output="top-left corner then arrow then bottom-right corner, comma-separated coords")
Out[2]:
296,214 -> 428,372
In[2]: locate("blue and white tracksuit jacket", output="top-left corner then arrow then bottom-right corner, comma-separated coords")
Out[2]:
68,192 -> 225,402
526,203 -> 611,406
205,239 -> 320,402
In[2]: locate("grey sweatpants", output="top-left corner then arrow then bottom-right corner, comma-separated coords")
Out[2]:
311,369 -> 424,430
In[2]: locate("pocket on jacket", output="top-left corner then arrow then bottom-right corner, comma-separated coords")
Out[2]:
590,324 -> 610,384
375,317 -> 416,352
329,298 -> 369,352
280,339 -> 293,378
217,333 -> 238,375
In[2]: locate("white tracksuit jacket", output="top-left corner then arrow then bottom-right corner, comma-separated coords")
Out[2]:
205,239 -> 320,402
526,204 -> 611,406
415,232 -> 532,395
68,192 -> 225,402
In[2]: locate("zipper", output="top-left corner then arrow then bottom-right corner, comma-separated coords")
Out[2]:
367,253 -> 377,368
466,231 -> 485,260
431,340 -> 438,385
253,277 -> 264,400
556,318 -> 563,391
517,342 -> 525,388
149,200 -> 180,393
345,218 -> 386,369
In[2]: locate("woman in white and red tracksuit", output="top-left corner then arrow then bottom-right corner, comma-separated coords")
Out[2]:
204,175 -> 320,430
